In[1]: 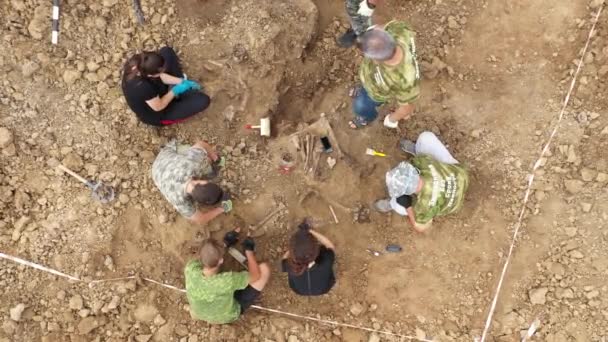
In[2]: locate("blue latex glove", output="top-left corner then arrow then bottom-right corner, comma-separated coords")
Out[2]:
171,80 -> 201,96
183,79 -> 201,91
171,81 -> 190,96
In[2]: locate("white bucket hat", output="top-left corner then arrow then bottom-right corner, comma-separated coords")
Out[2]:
385,162 -> 420,197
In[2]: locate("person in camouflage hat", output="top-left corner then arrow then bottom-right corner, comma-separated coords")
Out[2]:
337,0 -> 384,48
375,132 -> 469,232
152,139 -> 231,224
349,20 -> 421,129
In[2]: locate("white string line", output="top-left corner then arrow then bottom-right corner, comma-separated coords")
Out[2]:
0,252 -> 81,282
250,305 -> 434,341
0,252 -> 432,342
479,6 -> 604,341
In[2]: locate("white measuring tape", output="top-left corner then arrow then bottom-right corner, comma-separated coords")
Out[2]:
0,252 -> 433,341
479,5 -> 605,341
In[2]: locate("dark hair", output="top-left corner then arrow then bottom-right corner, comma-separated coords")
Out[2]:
123,51 -> 165,81
191,183 -> 223,206
288,229 -> 320,276
396,195 -> 412,208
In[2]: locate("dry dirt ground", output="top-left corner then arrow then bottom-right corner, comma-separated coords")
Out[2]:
1,0 -> 608,341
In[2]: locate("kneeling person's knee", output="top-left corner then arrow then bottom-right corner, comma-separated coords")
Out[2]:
417,131 -> 438,143
352,96 -> 370,117
193,92 -> 211,112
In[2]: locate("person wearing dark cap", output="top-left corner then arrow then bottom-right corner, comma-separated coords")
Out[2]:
152,139 -> 231,224
374,132 -> 469,232
281,220 -> 336,296
349,20 -> 421,129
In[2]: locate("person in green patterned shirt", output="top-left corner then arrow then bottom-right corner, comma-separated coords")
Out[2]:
185,232 -> 270,324
374,132 -> 469,232
349,20 -> 421,129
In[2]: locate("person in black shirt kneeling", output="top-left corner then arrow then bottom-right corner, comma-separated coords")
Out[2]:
281,220 -> 336,296
121,46 -> 210,126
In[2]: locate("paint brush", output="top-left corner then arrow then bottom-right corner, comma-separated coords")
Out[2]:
365,148 -> 387,157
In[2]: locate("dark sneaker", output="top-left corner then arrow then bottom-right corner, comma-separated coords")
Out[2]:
337,29 -> 357,48
374,199 -> 392,213
399,139 -> 416,156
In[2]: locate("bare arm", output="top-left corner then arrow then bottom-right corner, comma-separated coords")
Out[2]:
146,91 -> 175,112
245,251 -> 261,283
192,140 -> 218,161
391,103 -> 415,121
406,207 -> 430,233
310,229 -> 335,250
193,140 -> 213,150
189,207 -> 224,225
159,73 -> 184,85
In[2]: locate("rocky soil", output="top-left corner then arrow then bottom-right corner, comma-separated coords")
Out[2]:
1,0 -> 607,341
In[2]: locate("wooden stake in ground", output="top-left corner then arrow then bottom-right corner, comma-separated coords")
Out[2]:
319,117 -> 343,157
51,0 -> 60,45
308,135 -> 315,171
297,136 -> 306,165
329,205 -> 339,224
304,134 -> 311,171
311,148 -> 321,177
132,0 -> 145,24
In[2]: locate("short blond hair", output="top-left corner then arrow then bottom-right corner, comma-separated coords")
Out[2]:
200,239 -> 224,268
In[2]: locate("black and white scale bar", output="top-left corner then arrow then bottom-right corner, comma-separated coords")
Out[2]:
51,0 -> 60,45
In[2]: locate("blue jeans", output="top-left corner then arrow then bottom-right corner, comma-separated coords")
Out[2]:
352,86 -> 384,123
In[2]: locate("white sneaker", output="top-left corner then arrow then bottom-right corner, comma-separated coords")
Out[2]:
374,199 -> 392,213
383,115 -> 398,129
399,139 -> 416,156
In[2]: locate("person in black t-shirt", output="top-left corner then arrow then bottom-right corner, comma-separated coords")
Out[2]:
281,220 -> 336,296
121,46 -> 211,126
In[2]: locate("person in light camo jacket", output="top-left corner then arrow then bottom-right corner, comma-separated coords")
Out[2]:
375,132 -> 469,232
350,20 -> 421,129
337,0 -> 383,48
152,139 -> 231,225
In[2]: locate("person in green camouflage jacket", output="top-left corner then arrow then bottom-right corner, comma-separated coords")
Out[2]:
337,0 -> 383,48
375,132 -> 469,232
349,20 -> 421,129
